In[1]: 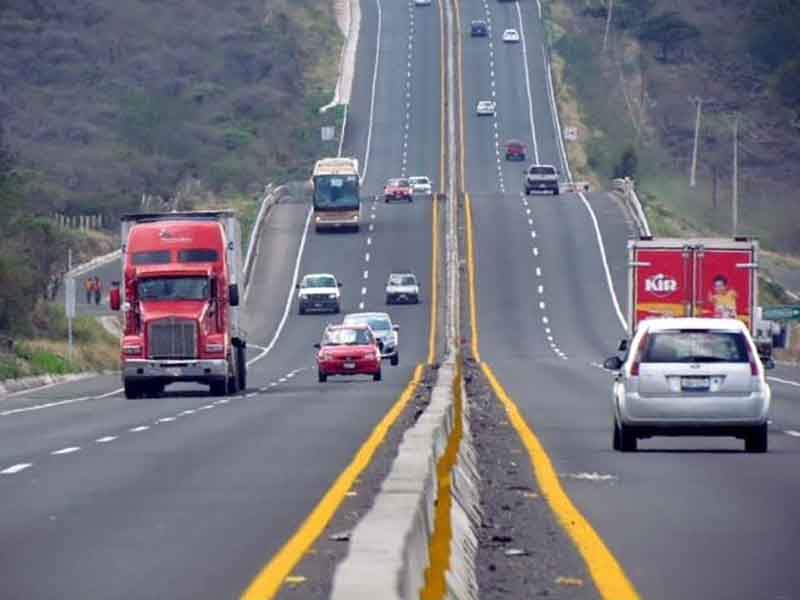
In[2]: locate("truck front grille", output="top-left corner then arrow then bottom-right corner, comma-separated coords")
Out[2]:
148,319 -> 197,359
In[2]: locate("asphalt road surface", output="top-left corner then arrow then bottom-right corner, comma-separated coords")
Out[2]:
0,0 -> 439,597
462,0 -> 800,598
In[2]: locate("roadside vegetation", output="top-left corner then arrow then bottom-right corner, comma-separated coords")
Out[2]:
0,0 -> 344,380
549,0 -> 800,257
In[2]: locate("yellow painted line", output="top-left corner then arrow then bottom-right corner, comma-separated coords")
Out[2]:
419,358 -> 463,600
480,364 -> 640,600
465,194 -> 480,361
428,197 -> 439,365
438,0 -> 446,195
454,0 -> 466,189
241,364 -> 425,600
462,111 -> 638,597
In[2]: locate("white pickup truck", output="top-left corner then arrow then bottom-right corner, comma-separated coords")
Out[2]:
524,164 -> 560,195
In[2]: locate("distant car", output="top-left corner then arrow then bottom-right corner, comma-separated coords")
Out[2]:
409,175 -> 433,195
315,324 -> 382,382
524,164 -> 560,195
384,178 -> 413,203
385,272 -> 420,304
504,139 -> 528,161
476,100 -> 496,116
414,0 -> 432,5
502,28 -> 520,42
604,318 -> 773,453
343,312 -> 400,366
470,20 -> 488,37
297,273 -> 342,314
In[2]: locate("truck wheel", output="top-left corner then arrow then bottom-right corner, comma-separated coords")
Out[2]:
373,369 -> 382,382
391,352 -> 399,366
124,380 -> 141,399
236,345 -> 247,391
318,370 -> 327,383
525,188 -> 531,195
209,380 -> 227,396
333,303 -> 341,314
413,295 -> 420,304
553,188 -> 560,196
745,424 -> 768,453
617,421 -> 637,452
386,295 -> 393,305
299,305 -> 306,315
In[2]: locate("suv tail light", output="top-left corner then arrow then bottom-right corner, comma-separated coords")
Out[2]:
630,332 -> 649,376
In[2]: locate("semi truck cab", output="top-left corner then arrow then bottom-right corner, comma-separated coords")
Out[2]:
110,212 -> 247,399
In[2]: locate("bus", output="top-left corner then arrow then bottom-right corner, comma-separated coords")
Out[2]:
311,157 -> 361,232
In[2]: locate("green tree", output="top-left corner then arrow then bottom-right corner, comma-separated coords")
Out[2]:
638,12 -> 701,62
770,60 -> 800,119
613,145 -> 638,179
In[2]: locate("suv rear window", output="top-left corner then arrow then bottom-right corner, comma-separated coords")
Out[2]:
641,330 -> 750,363
528,167 -> 556,175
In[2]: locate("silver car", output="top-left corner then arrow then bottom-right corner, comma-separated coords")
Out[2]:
342,312 -> 400,366
409,176 -> 433,196
604,318 -> 772,453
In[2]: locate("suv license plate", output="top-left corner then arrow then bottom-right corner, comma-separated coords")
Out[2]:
343,362 -> 356,369
681,377 -> 710,390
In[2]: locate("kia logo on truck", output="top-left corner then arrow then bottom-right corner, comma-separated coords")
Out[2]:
644,273 -> 678,296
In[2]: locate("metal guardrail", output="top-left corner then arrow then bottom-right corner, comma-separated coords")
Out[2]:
242,183 -> 289,291
612,177 -> 652,237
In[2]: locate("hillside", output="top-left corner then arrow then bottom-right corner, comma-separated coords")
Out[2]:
0,0 -> 343,336
550,0 -> 800,259
0,0 -> 342,220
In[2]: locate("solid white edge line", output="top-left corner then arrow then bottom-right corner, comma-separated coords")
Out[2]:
515,1 -> 540,163
577,192 -> 627,330
361,0 -> 383,183
768,376 -> 800,388
247,207 -> 313,365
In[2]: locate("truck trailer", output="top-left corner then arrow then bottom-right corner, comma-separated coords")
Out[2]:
627,237 -> 758,337
109,211 -> 247,399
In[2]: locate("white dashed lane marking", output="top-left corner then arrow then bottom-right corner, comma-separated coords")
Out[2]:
1,463 -> 32,475
129,426 -> 149,433
51,447 -> 80,456
786,430 -> 800,437
96,436 -> 116,443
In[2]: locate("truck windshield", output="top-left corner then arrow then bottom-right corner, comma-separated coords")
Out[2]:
138,277 -> 209,301
313,175 -> 359,210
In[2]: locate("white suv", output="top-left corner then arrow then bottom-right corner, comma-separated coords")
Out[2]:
296,273 -> 342,314
604,318 -> 772,452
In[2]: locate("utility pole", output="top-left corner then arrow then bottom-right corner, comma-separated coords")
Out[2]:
602,0 -> 614,53
732,112 -> 739,236
689,97 -> 703,187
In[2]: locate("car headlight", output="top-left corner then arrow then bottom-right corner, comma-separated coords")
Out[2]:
122,344 -> 142,356
365,351 -> 377,360
205,343 -> 225,353
328,294 -> 338,300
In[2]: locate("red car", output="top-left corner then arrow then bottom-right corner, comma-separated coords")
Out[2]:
504,139 -> 528,161
383,178 -> 413,203
315,324 -> 382,382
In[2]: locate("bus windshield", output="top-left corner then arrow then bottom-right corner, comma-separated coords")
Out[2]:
313,175 -> 360,210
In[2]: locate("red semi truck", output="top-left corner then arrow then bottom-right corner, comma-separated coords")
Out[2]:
627,237 -> 758,336
109,211 -> 247,399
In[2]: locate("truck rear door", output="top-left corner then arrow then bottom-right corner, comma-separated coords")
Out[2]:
631,245 -> 692,330
693,244 -> 756,330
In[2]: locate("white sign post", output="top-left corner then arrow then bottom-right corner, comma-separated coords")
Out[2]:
321,126 -> 335,141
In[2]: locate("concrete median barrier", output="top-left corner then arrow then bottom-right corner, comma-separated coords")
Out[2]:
330,360 -> 480,599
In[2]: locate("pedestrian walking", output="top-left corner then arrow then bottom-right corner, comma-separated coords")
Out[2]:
94,277 -> 102,306
85,277 -> 95,304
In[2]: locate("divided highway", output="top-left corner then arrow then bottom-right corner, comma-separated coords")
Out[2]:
0,0 -> 440,597
461,0 -> 800,598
